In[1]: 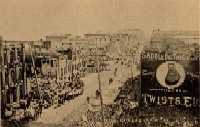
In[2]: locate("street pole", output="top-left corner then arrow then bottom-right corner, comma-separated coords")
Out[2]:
70,46 -> 73,82
28,42 -> 40,99
14,47 -> 19,103
75,48 -> 76,72
78,45 -> 81,76
22,43 -> 27,98
130,52 -> 134,88
0,40 -> 2,122
131,62 -> 133,80
96,41 -> 105,127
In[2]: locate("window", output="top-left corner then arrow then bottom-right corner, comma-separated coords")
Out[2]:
51,60 -> 54,67
35,60 -> 42,67
17,51 -> 22,62
11,70 -> 15,83
61,68 -> 63,78
10,50 -> 14,63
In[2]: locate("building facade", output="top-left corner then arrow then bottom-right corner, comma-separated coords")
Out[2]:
151,29 -> 199,45
150,29 -> 199,57
0,41 -> 27,117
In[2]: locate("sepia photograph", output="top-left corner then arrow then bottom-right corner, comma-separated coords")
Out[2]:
0,0 -> 199,127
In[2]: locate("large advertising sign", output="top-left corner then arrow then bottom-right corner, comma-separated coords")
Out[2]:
141,50 -> 199,107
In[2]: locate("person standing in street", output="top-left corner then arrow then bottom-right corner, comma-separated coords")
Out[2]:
96,90 -> 99,99
39,100 -> 43,117
114,71 -> 116,77
114,68 -> 117,77
87,96 -> 90,104
68,75 -> 71,81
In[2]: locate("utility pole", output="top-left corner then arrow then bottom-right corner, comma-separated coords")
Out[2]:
5,43 -> 9,105
28,42 -> 40,99
57,53 -> 60,83
22,43 -> 27,98
78,45 -> 81,75
96,41 -> 105,127
0,40 -> 2,121
131,60 -> 133,80
14,46 -> 19,103
75,48 -> 76,72
71,47 -> 73,82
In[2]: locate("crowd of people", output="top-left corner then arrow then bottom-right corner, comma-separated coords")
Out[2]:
2,72 -> 85,122
114,106 -> 199,127
112,75 -> 199,127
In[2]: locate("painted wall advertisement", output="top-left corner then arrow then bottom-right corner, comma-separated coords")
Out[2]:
141,50 -> 199,107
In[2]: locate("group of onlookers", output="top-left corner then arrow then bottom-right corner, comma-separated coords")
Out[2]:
114,106 -> 199,127
111,75 -> 199,127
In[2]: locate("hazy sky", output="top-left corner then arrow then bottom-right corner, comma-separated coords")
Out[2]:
0,0 -> 199,41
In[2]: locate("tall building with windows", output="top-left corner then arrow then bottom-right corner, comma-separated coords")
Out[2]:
0,41 -> 27,115
84,33 -> 112,47
150,29 -> 199,57
46,34 -> 71,50
151,29 -> 199,45
46,34 -> 71,41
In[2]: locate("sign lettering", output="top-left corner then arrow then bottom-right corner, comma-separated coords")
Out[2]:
141,50 -> 199,107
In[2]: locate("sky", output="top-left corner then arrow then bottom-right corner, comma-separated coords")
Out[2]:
0,0 -> 199,41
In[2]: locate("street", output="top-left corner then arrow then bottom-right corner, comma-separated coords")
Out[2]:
32,61 -> 137,125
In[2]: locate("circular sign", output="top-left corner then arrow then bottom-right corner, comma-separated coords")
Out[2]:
156,61 -> 185,89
